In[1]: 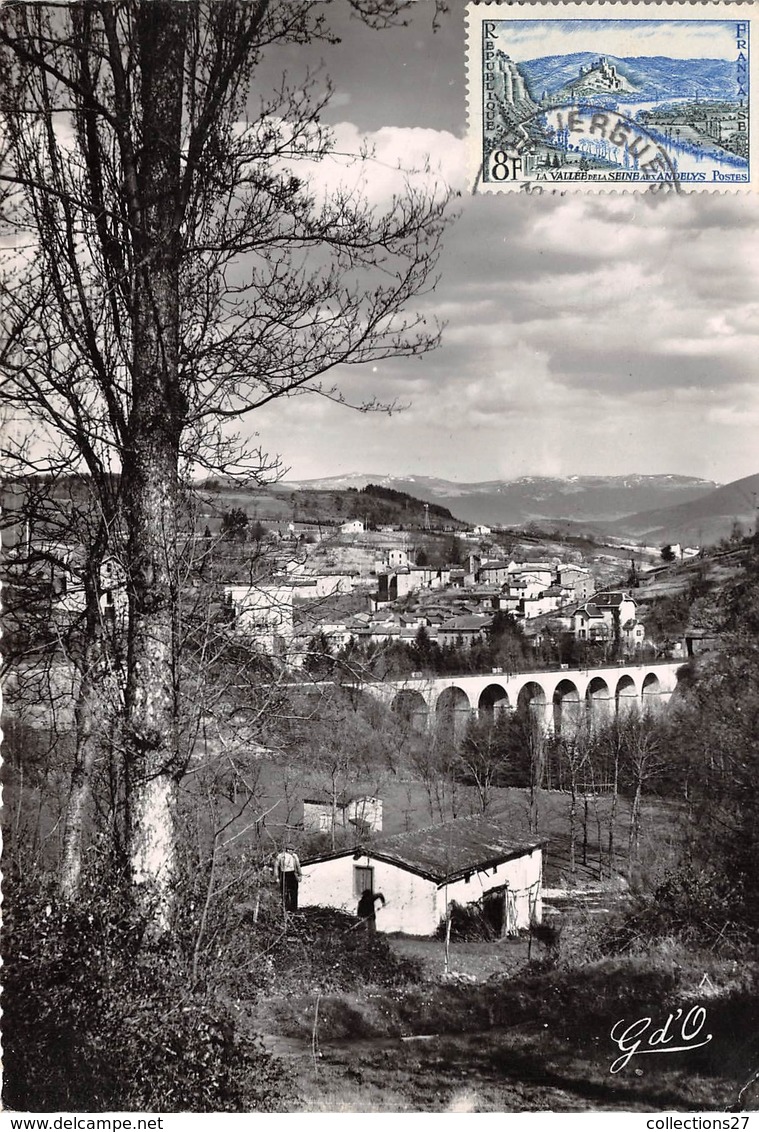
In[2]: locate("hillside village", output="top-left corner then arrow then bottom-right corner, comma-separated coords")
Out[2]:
215,508 -> 692,668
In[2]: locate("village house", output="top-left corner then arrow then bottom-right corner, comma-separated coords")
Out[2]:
299,816 -> 544,936
44,549 -> 129,627
507,562 -> 555,598
386,547 -> 410,569
496,594 -> 522,614
284,570 -> 357,599
594,590 -> 638,627
477,559 -> 511,586
302,794 -> 383,835
437,613 -> 494,648
521,584 -> 573,620
571,590 -> 644,648
373,564 -> 450,606
223,583 -> 294,653
340,519 -> 365,535
557,564 -> 595,602
296,618 -> 357,651
10,536 -> 129,627
571,603 -> 610,642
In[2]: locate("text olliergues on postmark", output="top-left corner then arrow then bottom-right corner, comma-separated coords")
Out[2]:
467,3 -> 754,192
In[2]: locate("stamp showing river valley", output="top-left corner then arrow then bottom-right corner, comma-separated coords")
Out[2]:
467,2 -> 756,192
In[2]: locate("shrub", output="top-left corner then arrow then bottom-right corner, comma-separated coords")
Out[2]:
592,865 -> 753,958
2,875 -> 289,1112
435,901 -> 497,941
220,902 -> 424,998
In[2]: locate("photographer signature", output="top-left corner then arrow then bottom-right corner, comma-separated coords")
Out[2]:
610,1005 -> 713,1073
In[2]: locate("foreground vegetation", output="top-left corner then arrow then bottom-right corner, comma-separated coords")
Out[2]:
268,950 -> 759,1112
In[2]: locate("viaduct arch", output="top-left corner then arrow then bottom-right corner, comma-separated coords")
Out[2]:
372,660 -> 682,736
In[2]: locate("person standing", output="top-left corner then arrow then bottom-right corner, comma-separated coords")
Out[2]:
274,844 -> 302,912
357,888 -> 385,932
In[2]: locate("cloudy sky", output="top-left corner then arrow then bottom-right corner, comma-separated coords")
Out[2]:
248,2 -> 759,487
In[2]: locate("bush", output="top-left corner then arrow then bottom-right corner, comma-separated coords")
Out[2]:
2,876 -> 289,1112
435,901 -> 497,941
592,865 -> 752,958
222,902 -> 424,998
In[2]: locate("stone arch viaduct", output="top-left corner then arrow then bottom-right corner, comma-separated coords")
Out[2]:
357,660 -> 683,741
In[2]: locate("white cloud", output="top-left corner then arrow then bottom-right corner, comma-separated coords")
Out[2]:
278,120 -> 466,208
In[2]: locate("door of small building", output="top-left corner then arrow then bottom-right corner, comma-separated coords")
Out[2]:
482,885 -> 507,936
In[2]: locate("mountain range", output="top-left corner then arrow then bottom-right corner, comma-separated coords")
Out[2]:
518,52 -> 739,104
282,473 -> 758,548
598,473 -> 759,546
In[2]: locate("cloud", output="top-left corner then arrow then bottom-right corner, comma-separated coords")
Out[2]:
277,120 -> 466,209
235,74 -> 759,485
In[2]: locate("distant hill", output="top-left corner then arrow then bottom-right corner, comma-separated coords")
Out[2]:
519,52 -> 738,104
283,473 -> 719,529
198,479 -> 466,532
598,472 -> 759,547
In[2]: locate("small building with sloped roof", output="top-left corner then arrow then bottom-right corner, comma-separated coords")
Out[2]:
299,816 -> 545,937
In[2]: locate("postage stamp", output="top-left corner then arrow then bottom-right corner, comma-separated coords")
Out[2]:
466,2 -> 755,191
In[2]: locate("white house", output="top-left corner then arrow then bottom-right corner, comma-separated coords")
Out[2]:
572,603 -> 610,642
558,564 -> 594,602
386,547 -> 410,569
340,519 -> 365,535
53,552 -> 128,626
303,795 -> 383,835
224,584 -> 294,653
521,585 -> 573,620
300,816 -> 544,937
507,562 -> 555,598
572,591 -> 642,647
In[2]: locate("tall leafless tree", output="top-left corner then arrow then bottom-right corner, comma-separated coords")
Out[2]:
0,0 -> 451,925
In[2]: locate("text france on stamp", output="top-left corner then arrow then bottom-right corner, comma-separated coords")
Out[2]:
467,2 -> 755,192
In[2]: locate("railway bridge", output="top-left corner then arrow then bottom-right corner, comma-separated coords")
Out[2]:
357,660 -> 683,740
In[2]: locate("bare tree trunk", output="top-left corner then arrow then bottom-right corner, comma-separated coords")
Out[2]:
582,793 -> 589,867
123,4 -> 187,927
569,782 -> 577,876
628,779 -> 642,879
528,717 -> 545,835
331,770 -> 338,851
60,643 -> 102,900
608,740 -> 620,874
60,554 -> 112,901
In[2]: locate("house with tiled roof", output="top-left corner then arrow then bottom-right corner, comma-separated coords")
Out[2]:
572,591 -> 644,648
558,564 -> 594,602
300,815 -> 545,936
521,584 -> 574,620
572,602 -> 611,642
477,559 -> 511,586
437,613 -> 494,647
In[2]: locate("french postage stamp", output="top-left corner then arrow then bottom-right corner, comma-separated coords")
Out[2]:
467,2 -> 755,191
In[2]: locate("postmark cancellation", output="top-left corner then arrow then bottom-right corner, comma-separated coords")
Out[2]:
467,2 -> 755,192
